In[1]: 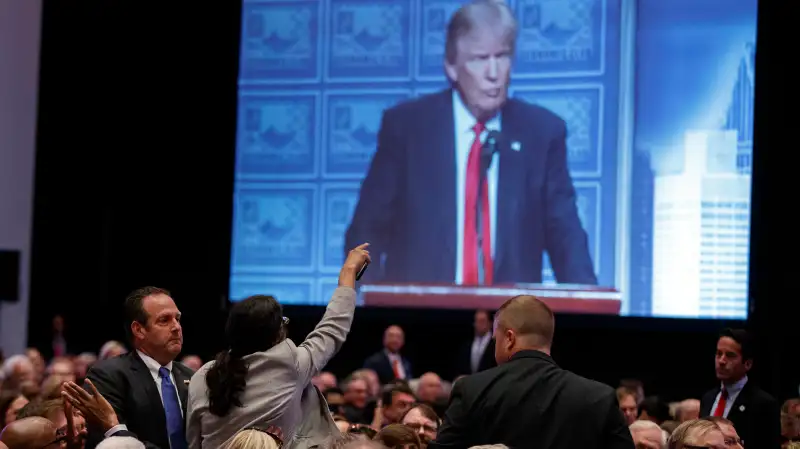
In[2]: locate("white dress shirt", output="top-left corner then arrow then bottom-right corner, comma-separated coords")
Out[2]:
105,351 -> 184,441
385,350 -> 407,379
710,375 -> 748,418
453,90 -> 500,285
470,333 -> 492,373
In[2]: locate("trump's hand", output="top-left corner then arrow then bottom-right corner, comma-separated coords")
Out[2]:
339,243 -> 371,288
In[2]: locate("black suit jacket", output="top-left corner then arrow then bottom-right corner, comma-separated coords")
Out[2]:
345,89 -> 596,285
429,350 -> 633,449
363,351 -> 412,385
700,381 -> 781,449
456,338 -> 496,377
85,352 -> 194,449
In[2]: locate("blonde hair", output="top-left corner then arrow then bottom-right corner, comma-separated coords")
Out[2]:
668,419 -> 721,449
445,0 -> 517,64
226,429 -> 281,449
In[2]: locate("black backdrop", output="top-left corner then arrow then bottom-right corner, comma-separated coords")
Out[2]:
27,0 -> 795,402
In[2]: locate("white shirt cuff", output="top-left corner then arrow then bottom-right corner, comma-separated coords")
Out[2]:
105,424 -> 129,438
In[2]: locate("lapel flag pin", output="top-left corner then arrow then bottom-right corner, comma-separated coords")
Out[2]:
739,405 -> 745,412
511,141 -> 521,152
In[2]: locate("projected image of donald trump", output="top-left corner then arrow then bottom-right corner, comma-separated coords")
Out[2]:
345,0 -> 596,286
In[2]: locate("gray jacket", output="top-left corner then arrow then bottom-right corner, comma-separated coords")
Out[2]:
186,286 -> 355,449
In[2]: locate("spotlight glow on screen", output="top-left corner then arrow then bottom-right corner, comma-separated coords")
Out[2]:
230,0 -> 757,319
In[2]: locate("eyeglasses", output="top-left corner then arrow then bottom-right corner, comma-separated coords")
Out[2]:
404,422 -> 438,434
348,424 -> 377,439
36,434 -> 67,449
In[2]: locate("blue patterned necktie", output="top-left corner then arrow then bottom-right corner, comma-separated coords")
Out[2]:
158,366 -> 188,449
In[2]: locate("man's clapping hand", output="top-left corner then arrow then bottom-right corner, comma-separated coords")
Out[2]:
62,380 -> 120,432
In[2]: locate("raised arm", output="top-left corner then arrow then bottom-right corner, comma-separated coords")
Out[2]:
294,243 -> 371,385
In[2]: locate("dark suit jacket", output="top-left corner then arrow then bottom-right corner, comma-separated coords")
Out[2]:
456,338 -> 496,377
363,351 -> 412,385
700,381 -> 781,449
429,350 -> 634,449
85,351 -> 194,449
345,89 -> 596,285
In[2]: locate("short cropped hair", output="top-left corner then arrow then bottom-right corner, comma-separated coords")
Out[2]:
668,419 -> 721,449
719,328 -> 754,361
123,286 -> 170,341
445,0 -> 517,64
15,398 -> 64,421
496,295 -> 554,348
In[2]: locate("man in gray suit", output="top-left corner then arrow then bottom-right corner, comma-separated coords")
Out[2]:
186,243 -> 371,449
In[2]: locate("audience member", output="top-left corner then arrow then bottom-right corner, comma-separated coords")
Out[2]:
74,353 -> 98,384
430,294 -> 633,448
84,286 -> 194,449
373,424 -> 421,449
676,399 -> 700,422
667,419 -> 725,449
400,404 -> 439,448
416,374 -> 444,404
457,310 -> 496,377
0,416 -> 63,449
364,326 -> 412,385
312,372 -> 338,393
699,328 -> 781,449
342,375 -> 372,425
629,420 -> 667,449
352,370 -> 382,399
639,397 -> 671,425
51,315 -> 69,359
703,417 -> 743,449
0,356 -> 35,394
325,387 -> 346,417
95,437 -> 145,449
24,349 -> 45,384
380,384 -> 416,426
225,427 -> 283,449
47,357 -> 77,385
185,243 -> 370,449
0,391 -> 28,429
617,387 -> 639,426
98,341 -> 127,360
15,398 -> 88,449
620,379 -> 645,405
180,355 -> 203,372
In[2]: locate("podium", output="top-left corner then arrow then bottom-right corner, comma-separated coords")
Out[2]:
359,283 -> 621,315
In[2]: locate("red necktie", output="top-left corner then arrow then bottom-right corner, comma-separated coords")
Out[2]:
463,122 -> 493,285
392,359 -> 402,379
713,388 -> 728,417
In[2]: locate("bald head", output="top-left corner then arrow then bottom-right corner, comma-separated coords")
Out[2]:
494,295 -> 554,363
0,417 -> 59,449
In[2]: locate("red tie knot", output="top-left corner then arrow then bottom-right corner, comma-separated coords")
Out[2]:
472,122 -> 486,135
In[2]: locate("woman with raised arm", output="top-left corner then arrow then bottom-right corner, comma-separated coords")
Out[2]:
185,243 -> 371,449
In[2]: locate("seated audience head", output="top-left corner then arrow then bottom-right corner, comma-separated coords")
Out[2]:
676,399 -> 700,422
340,441 -> 387,449
46,357 -> 76,384
639,396 -> 671,425
225,428 -> 283,449
73,353 -> 97,381
620,379 -> 645,404
715,328 -> 753,384
96,437 -> 146,449
40,376 -> 66,400
493,295 -> 554,364
99,341 -> 127,360
312,371 -> 338,392
373,424 -> 421,449
124,286 -> 183,366
342,375 -> 370,410
15,398 -> 87,448
327,433 -> 369,449
325,387 -> 346,416
630,420 -> 667,449
616,387 -> 638,425
381,384 -> 416,424
0,416 -> 61,449
181,355 -> 203,371
384,326 -> 405,354
23,349 -> 45,382
205,294 -> 285,416
416,373 -> 443,403
352,369 -> 381,398
0,391 -> 28,428
702,417 -> 743,449
668,419 -> 725,449
1,356 -> 35,392
400,403 -> 440,445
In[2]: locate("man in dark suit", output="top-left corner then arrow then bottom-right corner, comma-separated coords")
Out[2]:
429,295 -> 634,449
699,328 -> 780,449
345,0 -> 596,286
456,310 -> 496,377
84,286 -> 194,449
363,325 -> 412,385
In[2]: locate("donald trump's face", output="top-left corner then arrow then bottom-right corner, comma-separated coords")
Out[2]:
445,23 -> 513,123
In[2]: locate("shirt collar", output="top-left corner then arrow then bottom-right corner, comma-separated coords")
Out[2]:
452,90 -> 501,133
722,375 -> 748,393
137,350 -> 173,374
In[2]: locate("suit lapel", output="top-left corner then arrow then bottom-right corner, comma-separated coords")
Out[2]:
421,90 -> 457,277
496,101 -> 525,278
172,365 -> 190,415
727,382 -> 751,421
130,353 -> 168,429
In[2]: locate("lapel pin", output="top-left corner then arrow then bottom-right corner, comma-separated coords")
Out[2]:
739,405 -> 745,412
511,141 -> 521,152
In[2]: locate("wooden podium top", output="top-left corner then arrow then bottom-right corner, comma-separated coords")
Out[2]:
359,283 -> 621,315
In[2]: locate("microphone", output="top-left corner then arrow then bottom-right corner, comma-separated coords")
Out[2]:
476,130 -> 501,285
